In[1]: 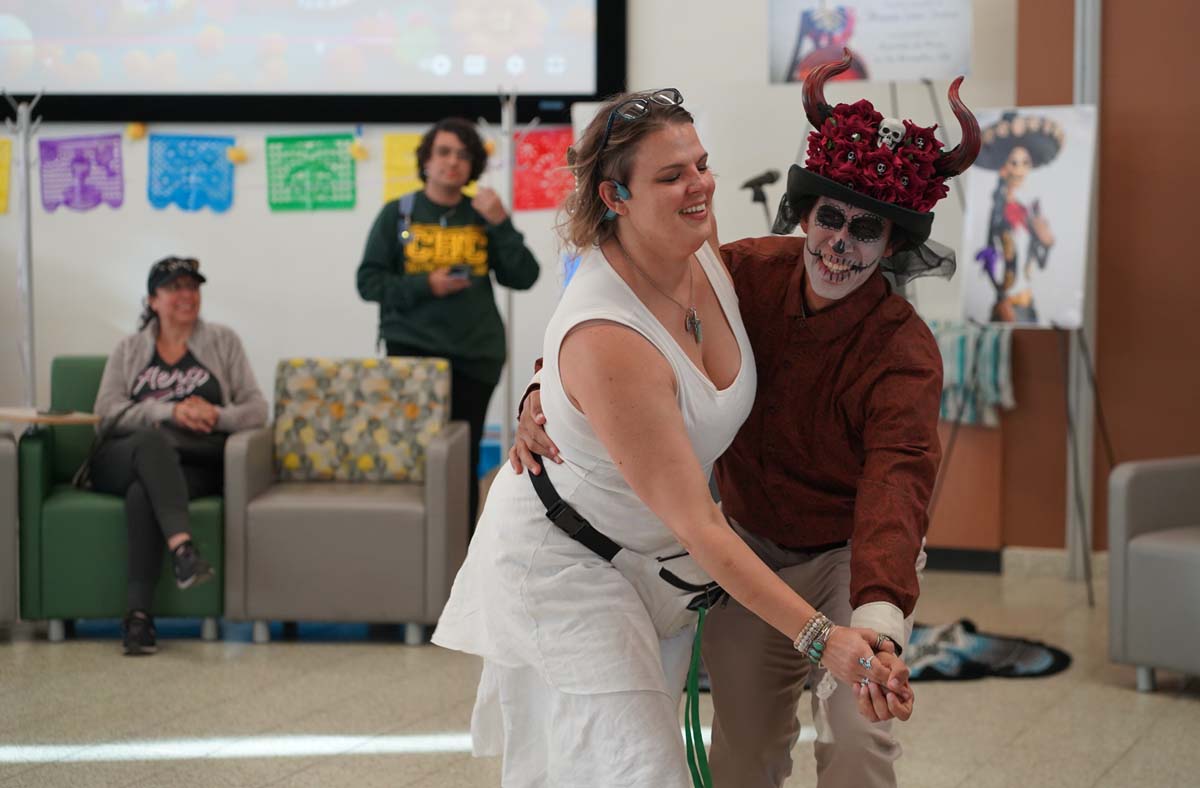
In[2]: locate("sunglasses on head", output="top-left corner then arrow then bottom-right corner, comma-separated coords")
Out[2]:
596,88 -> 684,156
154,257 -> 200,275
814,204 -> 886,244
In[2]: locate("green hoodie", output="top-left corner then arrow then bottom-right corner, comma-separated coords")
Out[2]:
356,191 -> 540,386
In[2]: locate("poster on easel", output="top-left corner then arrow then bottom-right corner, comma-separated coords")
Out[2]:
961,105 -> 1097,329
768,0 -> 972,84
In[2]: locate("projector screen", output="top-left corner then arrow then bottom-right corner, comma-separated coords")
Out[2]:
0,0 -> 625,123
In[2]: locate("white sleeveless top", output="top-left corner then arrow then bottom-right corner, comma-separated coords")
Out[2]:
537,242 -> 757,553
433,241 -> 757,696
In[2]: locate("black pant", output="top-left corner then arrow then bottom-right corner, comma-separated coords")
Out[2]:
386,343 -> 494,533
92,427 -> 223,612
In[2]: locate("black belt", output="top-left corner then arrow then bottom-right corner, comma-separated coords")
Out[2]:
528,454 -> 620,562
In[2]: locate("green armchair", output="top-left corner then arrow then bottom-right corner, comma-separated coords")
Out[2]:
18,356 -> 223,641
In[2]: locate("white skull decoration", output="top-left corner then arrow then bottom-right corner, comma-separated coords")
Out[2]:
877,118 -> 904,150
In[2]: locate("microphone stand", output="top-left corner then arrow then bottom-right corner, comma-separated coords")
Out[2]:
746,184 -> 773,233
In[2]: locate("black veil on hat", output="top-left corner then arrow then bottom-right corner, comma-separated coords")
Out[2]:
774,50 -> 982,286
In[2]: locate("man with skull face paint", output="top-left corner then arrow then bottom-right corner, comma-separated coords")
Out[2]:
511,54 -> 980,787
700,55 -> 980,787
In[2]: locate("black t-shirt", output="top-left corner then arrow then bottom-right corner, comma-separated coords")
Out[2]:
131,350 -> 223,406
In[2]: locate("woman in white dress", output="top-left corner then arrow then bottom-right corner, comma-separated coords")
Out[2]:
433,89 -> 901,787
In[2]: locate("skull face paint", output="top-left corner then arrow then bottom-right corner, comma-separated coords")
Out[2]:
801,197 -> 892,303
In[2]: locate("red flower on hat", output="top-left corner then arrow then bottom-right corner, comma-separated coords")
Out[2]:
918,180 -> 950,213
803,98 -> 959,212
806,131 -> 830,169
894,156 -> 928,206
838,99 -> 884,129
902,120 -> 942,158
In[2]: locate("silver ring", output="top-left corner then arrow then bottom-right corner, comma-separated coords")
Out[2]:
858,655 -> 873,671
875,634 -> 888,651
860,677 -> 871,686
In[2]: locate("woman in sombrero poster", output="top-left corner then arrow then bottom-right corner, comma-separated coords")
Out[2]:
973,111 -> 1064,323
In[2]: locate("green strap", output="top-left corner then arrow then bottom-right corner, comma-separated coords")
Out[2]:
684,607 -> 713,788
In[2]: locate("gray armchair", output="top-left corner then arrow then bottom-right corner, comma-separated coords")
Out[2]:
1,431 -> 16,633
223,357 -> 469,644
1108,454 -> 1200,691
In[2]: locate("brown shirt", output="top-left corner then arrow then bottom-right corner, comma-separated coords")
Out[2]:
715,236 -> 942,616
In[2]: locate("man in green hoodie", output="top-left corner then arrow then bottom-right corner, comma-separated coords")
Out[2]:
357,117 -> 540,530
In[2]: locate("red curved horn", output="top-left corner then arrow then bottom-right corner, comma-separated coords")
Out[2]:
802,48 -> 853,128
934,76 -> 981,178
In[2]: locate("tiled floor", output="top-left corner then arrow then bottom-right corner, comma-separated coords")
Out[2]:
1,570 -> 1197,788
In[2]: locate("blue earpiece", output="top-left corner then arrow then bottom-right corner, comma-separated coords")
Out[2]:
603,181 -> 631,221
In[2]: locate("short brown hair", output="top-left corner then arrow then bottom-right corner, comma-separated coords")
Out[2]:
559,91 -> 694,250
416,117 -> 488,184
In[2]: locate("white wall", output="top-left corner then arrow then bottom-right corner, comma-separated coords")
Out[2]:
0,0 -> 1015,430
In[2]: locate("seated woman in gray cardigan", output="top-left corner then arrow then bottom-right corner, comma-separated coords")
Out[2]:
92,256 -> 267,656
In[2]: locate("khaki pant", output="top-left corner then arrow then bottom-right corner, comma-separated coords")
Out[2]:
702,520 -> 907,788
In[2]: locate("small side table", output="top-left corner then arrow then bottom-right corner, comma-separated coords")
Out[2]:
0,407 -> 99,426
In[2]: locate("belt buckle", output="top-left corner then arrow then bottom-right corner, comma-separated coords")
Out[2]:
547,501 -> 589,538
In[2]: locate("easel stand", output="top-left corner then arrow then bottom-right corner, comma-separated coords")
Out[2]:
933,322 -> 1115,609
1055,325 -> 1117,609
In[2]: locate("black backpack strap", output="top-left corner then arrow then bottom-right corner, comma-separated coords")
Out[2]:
528,454 -> 621,562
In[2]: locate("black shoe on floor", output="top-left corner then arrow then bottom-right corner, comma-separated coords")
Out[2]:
172,540 -> 214,590
123,611 -> 157,656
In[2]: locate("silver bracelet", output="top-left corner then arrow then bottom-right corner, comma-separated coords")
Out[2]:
811,621 -> 836,666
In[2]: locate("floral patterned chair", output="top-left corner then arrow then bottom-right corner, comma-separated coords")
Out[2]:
223,357 -> 469,644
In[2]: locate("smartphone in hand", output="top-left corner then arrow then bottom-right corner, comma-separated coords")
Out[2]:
448,264 -> 472,280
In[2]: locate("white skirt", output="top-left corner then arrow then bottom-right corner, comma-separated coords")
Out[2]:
434,464 -> 683,696
469,626 -> 697,788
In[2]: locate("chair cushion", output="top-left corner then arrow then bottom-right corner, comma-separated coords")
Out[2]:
244,482 -> 428,620
1125,525 -> 1200,674
1129,525 -> 1200,563
273,357 -> 450,483
38,486 -> 223,618
247,481 -> 426,519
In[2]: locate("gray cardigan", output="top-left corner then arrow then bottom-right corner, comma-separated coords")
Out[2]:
94,318 -> 269,435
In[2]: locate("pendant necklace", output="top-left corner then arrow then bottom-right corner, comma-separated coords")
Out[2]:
617,239 -> 702,344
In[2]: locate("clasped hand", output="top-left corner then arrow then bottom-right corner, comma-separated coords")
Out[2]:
172,396 -> 218,433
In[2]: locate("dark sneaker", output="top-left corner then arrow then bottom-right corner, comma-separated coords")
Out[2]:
172,541 -> 214,590
123,611 -> 157,656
